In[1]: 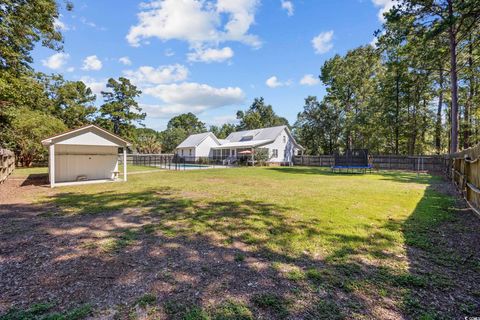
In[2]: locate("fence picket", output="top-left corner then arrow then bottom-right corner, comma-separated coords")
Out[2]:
0,149 -> 15,184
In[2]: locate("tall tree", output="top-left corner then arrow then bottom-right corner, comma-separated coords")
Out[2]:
167,112 -> 206,135
320,46 -> 381,151
0,107 -> 66,166
160,113 -> 206,153
98,77 -> 144,139
209,123 -> 236,139
383,0 -> 480,152
37,74 -> 97,128
134,128 -> 162,154
294,96 -> 342,155
236,98 -> 289,130
0,0 -> 71,73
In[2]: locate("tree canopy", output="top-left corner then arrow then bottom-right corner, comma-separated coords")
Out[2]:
236,97 -> 289,130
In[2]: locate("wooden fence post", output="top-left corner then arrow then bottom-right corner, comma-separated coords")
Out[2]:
0,148 -> 15,184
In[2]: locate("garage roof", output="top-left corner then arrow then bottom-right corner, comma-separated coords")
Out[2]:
41,125 -> 131,147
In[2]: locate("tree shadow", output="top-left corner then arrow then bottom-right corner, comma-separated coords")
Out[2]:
1,176 -> 478,319
20,174 -> 49,187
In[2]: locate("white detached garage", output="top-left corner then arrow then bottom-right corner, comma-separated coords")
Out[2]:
41,125 -> 131,188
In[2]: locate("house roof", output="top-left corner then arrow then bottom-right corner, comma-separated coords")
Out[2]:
176,132 -> 220,149
175,125 -> 304,150
224,125 -> 304,150
41,124 -> 131,147
212,139 -> 272,149
225,125 -> 286,142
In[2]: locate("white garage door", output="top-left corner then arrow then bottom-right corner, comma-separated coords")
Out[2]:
54,145 -> 118,182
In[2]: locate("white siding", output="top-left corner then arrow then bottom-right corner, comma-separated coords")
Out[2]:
196,135 -> 218,157
175,135 -> 219,158
263,129 -> 296,163
54,145 -> 118,182
56,131 -> 121,146
176,147 -> 195,157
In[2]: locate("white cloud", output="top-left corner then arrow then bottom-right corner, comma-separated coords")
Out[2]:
80,76 -> 106,96
41,52 -> 69,70
209,114 -> 238,126
142,82 -> 245,118
312,30 -> 334,54
123,64 -> 188,86
79,16 -> 106,30
281,0 -> 294,16
266,76 -> 291,88
119,56 -> 132,65
66,67 -> 75,72
165,48 -> 175,57
126,0 -> 261,49
300,74 -> 320,86
82,55 -> 103,71
371,0 -> 397,22
54,18 -> 69,31
187,47 -> 234,63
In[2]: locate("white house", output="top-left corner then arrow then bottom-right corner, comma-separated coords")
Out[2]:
175,125 -> 304,165
41,125 -> 131,188
175,132 -> 221,158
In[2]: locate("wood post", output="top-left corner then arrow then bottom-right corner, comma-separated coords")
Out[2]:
123,148 -> 127,182
49,144 -> 55,188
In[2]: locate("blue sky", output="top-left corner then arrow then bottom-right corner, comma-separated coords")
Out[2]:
32,0 -> 392,131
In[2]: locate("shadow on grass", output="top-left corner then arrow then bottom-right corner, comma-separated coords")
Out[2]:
20,174 -> 48,187
1,174 -> 479,319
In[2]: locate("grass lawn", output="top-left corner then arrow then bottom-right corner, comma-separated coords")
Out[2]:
1,167 -> 479,319
10,164 -> 161,178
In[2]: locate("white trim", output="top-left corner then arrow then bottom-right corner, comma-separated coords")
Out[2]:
49,144 -> 55,188
123,148 -> 127,182
42,125 -> 131,147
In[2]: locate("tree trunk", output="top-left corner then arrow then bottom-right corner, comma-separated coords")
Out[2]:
464,37 -> 474,149
435,69 -> 444,154
448,0 -> 459,153
395,68 -> 400,155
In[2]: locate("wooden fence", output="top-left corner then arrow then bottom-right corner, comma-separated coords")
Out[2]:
0,148 -> 15,184
293,154 -> 447,172
449,144 -> 480,215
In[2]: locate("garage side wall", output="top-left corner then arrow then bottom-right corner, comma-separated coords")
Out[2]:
54,145 -> 118,182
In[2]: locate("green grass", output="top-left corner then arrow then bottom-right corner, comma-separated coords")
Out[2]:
41,167 -> 454,263
0,303 -> 92,320
251,293 -> 289,318
11,166 -> 48,178
135,293 -> 157,308
34,166 -> 458,318
11,165 -> 160,178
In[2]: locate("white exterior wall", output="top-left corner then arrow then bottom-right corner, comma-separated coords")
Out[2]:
54,145 -> 118,182
175,135 -> 219,158
263,129 -> 296,163
56,131 -> 121,146
176,147 -> 195,157
196,136 -> 218,157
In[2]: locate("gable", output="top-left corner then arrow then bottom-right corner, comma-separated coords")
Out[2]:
56,131 -> 122,146
43,125 -> 129,147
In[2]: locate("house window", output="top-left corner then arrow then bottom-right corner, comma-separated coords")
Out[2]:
283,136 -> 286,143
189,149 -> 192,156
284,150 -> 286,159
272,149 -> 278,158
181,149 -> 184,156
231,150 -> 235,156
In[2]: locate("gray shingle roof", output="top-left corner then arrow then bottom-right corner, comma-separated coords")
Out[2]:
176,132 -> 218,148
225,125 -> 287,142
